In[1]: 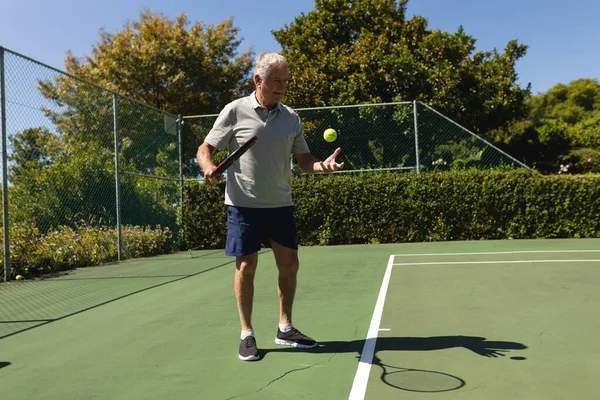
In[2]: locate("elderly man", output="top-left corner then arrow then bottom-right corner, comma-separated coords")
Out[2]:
196,52 -> 344,361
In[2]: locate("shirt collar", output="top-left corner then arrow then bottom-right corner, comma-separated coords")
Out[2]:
250,91 -> 283,113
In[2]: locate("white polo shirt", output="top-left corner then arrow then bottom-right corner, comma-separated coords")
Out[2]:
203,92 -> 310,208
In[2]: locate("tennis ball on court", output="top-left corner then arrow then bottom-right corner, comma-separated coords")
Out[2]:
15,275 -> 24,280
323,128 -> 337,142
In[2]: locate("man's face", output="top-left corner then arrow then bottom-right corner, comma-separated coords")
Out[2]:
255,63 -> 288,107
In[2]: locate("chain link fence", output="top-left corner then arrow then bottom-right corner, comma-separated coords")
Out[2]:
0,48 -> 181,281
116,96 -> 181,244
1,47 -> 530,281
183,102 -> 530,179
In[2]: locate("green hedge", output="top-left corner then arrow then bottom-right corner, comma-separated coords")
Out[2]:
179,180 -> 228,250
180,170 -> 600,249
1,224 -> 172,278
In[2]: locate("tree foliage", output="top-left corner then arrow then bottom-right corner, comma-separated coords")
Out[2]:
8,127 -> 63,185
63,9 -> 254,115
50,10 -> 255,183
528,78 -> 600,148
273,0 -> 530,135
494,78 -> 600,173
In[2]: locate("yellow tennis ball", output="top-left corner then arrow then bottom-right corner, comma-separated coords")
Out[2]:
15,275 -> 24,280
324,128 -> 337,142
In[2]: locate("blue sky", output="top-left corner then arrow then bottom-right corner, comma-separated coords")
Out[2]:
1,0 -> 599,95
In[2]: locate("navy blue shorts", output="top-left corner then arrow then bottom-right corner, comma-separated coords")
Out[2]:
226,206 -> 299,256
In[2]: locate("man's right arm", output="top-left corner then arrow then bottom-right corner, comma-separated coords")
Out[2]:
196,142 -> 221,185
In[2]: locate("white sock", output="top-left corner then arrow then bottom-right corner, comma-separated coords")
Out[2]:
241,329 -> 254,340
279,323 -> 293,333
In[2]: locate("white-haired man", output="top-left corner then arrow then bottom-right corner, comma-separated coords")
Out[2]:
197,52 -> 344,361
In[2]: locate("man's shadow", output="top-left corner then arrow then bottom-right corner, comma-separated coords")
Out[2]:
263,335 -> 527,358
262,336 -> 527,393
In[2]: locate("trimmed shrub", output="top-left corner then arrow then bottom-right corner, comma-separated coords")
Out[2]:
180,170 -> 600,249
0,224 -> 172,278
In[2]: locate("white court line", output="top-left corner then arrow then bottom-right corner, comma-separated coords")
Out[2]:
348,255 -> 394,400
394,260 -> 600,266
392,250 -> 600,257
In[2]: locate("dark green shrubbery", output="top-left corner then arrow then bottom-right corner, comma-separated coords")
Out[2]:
180,170 -> 600,249
178,181 -> 228,250
1,224 -> 172,278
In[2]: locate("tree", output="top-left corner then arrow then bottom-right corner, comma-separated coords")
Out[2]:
271,0 -> 529,171
8,127 -> 63,185
494,78 -> 600,173
43,10 -> 255,183
63,9 -> 254,115
8,140 -> 177,233
273,0 -> 530,136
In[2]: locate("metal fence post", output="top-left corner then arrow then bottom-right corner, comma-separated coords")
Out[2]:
0,47 -> 10,281
113,94 -> 123,261
177,115 -> 184,227
413,100 -> 420,174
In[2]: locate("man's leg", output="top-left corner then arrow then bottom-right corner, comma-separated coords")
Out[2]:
235,252 -> 259,331
270,240 -> 299,325
235,252 -> 259,361
271,240 -> 317,348
227,204 -> 262,361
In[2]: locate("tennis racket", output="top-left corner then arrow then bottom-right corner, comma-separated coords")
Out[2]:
210,136 -> 258,178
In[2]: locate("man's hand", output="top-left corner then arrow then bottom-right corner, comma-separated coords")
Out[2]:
197,142 -> 223,185
319,147 -> 345,172
203,166 -> 224,186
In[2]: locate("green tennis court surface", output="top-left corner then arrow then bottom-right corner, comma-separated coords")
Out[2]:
1,239 -> 599,399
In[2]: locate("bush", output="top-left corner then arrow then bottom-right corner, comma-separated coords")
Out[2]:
181,169 -> 600,249
557,148 -> 600,174
0,223 -> 172,279
178,181 -> 227,250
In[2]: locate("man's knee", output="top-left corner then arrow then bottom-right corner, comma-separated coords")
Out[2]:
278,257 -> 299,275
237,256 -> 258,276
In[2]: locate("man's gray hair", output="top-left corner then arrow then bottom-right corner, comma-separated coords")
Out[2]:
253,52 -> 288,80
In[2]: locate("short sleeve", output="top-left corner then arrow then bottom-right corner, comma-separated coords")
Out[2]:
291,114 -> 310,155
203,104 -> 235,150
